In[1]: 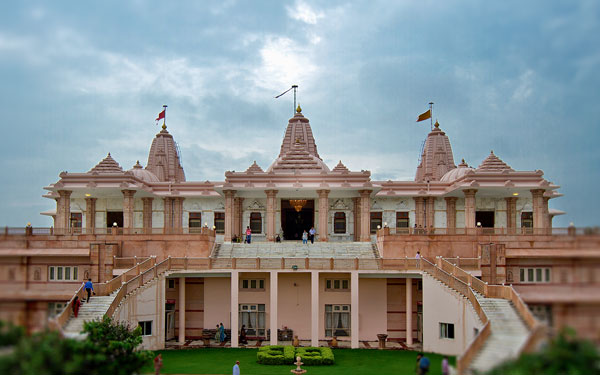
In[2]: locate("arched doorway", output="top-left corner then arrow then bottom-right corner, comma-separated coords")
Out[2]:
281,199 -> 314,240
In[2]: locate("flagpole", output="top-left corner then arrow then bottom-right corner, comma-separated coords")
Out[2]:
292,85 -> 298,114
163,104 -> 167,129
429,102 -> 434,131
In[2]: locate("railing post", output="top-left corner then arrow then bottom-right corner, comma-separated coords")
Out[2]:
154,266 -> 158,278
256,257 -> 260,269
184,256 -> 188,270
354,257 -> 359,270
305,257 -> 309,269
208,257 -> 213,269
281,257 -> 285,269
456,255 -> 460,268
136,264 -> 140,276
329,257 -> 334,270
484,282 -> 489,296
232,258 -> 237,269
168,256 -> 172,270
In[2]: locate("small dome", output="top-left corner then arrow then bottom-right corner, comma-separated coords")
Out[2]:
440,159 -> 474,182
129,161 -> 159,183
89,153 -> 124,173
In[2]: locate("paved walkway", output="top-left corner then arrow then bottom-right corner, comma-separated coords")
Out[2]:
216,242 -> 378,259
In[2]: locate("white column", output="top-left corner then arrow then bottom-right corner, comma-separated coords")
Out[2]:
406,278 -> 413,346
351,271 -> 360,349
311,271 -> 319,347
270,271 -> 278,345
178,277 -> 186,343
231,271 -> 239,347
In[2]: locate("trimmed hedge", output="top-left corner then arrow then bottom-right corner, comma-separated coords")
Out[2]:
257,345 -> 334,366
257,345 -> 295,365
295,347 -> 334,365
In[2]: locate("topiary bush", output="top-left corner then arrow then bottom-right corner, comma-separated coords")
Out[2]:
257,346 -> 335,366
257,345 -> 295,365
295,347 -> 334,365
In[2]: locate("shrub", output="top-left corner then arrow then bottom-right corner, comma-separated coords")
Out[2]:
257,345 -> 295,365
294,347 -> 335,366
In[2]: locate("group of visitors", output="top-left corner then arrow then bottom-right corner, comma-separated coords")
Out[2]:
302,226 -> 316,244
214,323 -> 226,343
72,278 -> 96,318
415,353 -> 449,375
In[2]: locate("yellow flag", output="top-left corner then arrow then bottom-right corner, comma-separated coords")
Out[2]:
417,109 -> 431,122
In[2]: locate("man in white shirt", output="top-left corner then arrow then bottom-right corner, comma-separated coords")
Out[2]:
233,360 -> 240,375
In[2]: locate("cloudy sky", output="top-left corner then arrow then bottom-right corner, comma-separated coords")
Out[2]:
0,1 -> 598,227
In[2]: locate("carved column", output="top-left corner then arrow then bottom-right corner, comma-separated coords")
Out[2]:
163,197 -> 173,234
544,197 -> 551,229
353,197 -> 361,241
359,190 -> 371,242
122,190 -> 136,231
505,197 -> 517,233
173,197 -> 184,233
425,197 -> 435,229
406,278 -> 413,346
463,189 -> 477,228
142,197 -> 153,234
530,189 -> 548,230
85,197 -> 96,234
444,197 -> 457,233
224,190 -> 236,242
233,197 -> 244,238
55,190 -> 72,231
413,197 -> 425,228
265,190 -> 278,241
317,189 -> 330,241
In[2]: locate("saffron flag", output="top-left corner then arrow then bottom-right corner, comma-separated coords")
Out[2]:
417,109 -> 431,122
156,109 -> 165,122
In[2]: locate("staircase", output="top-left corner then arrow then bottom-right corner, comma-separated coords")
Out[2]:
215,241 -> 377,258
62,292 -> 119,339
468,296 -> 529,374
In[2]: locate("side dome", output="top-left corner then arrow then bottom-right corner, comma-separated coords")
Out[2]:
440,159 -> 474,182
129,161 -> 159,183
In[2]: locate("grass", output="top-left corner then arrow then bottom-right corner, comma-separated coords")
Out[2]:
143,347 -> 454,375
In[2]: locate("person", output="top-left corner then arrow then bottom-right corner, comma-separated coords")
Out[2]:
84,278 -> 95,303
309,226 -> 316,244
415,353 -> 422,375
219,322 -> 225,342
441,356 -> 449,375
275,234 -> 281,242
215,324 -> 220,341
232,360 -> 240,375
154,354 -> 163,375
419,353 -> 430,375
245,226 -> 252,244
415,251 -> 421,268
72,296 -> 81,318
302,230 -> 308,244
239,324 -> 248,345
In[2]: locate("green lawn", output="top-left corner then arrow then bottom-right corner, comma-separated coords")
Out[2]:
144,348 -> 454,375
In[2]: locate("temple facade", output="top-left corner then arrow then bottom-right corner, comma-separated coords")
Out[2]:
0,106 -> 598,374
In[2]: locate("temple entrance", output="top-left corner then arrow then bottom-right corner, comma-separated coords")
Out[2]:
281,199 -> 314,240
475,211 -> 495,228
106,211 -> 123,228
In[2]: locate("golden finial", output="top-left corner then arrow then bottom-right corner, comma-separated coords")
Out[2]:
461,158 -> 465,163
296,104 -> 302,113
434,120 -> 440,128
162,123 -> 167,130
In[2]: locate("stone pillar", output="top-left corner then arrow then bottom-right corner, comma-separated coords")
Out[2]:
311,271 -> 319,347
530,189 -> 548,230
463,189 -> 477,229
406,278 -> 413,346
414,197 -> 425,228
233,197 -> 244,238
317,189 -> 330,241
230,271 -> 239,348
353,197 -> 361,241
425,197 -> 435,230
178,277 -> 186,343
122,190 -> 136,231
270,271 -> 278,345
173,197 -> 184,233
351,271 -> 360,349
55,190 -> 72,231
444,197 -> 457,233
359,190 -> 371,242
224,190 -> 236,242
163,198 -> 173,234
505,197 -> 517,233
85,197 -> 96,234
142,197 -> 153,234
265,190 -> 278,241
543,197 -> 551,230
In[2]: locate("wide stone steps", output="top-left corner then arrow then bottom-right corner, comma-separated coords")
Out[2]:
468,297 -> 529,373
62,294 -> 118,338
216,242 -> 377,259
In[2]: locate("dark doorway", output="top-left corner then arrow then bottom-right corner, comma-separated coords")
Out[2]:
281,199 -> 314,240
106,211 -> 124,228
475,211 -> 494,228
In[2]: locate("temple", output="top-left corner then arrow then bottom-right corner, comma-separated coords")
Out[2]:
1,106 -> 598,374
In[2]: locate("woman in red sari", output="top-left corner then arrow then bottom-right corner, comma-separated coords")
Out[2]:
72,296 -> 81,318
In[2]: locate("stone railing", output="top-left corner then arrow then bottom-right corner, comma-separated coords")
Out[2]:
3,226 -> 217,236
378,226 -> 588,236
